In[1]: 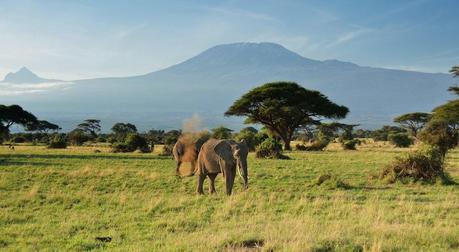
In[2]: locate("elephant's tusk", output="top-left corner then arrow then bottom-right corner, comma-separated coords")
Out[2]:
237,166 -> 243,180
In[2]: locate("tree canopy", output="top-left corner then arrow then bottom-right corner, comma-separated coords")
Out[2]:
450,65 -> 459,77
77,119 -> 101,138
225,82 -> 349,150
111,122 -> 137,141
26,120 -> 60,133
0,104 -> 37,129
211,126 -> 233,139
419,67 -> 459,157
393,112 -> 431,137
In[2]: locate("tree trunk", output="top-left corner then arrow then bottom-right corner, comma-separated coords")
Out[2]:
283,138 -> 291,151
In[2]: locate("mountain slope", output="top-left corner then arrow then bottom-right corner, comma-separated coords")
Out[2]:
1,43 -> 454,131
1,67 -> 59,84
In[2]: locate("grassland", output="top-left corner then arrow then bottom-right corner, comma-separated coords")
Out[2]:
0,142 -> 458,251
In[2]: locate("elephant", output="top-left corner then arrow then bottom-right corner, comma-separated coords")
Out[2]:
172,134 -> 209,176
195,139 -> 249,195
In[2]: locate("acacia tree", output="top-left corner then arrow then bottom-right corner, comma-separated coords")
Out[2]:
420,66 -> 459,158
77,119 -> 101,138
450,65 -> 459,77
0,105 -> 37,136
420,103 -> 459,158
393,112 -> 431,137
225,82 -> 349,150
26,120 -> 60,133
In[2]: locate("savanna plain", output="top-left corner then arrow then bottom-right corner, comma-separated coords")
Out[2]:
0,142 -> 458,251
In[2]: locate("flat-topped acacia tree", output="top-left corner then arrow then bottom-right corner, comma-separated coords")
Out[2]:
393,112 -> 431,137
225,82 -> 349,150
0,104 -> 37,134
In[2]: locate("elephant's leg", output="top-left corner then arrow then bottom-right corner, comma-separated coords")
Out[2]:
197,173 -> 206,195
208,174 -> 217,194
225,169 -> 235,196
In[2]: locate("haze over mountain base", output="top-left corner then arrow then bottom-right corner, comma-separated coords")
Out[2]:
1,42 -> 453,131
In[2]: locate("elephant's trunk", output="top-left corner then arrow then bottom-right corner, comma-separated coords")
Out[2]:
237,159 -> 248,190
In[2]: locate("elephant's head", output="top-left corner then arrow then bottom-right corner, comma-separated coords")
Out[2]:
230,139 -> 249,190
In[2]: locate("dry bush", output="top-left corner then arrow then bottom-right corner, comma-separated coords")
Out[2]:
313,173 -> 352,189
380,145 -> 452,184
295,143 -> 307,151
304,140 -> 329,151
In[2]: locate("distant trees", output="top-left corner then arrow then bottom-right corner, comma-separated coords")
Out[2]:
26,120 -> 61,133
111,122 -> 137,142
77,119 -> 101,138
225,82 -> 349,150
371,125 -> 406,141
393,112 -> 431,137
211,126 -> 233,139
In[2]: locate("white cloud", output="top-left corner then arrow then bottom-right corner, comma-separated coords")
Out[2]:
0,81 -> 74,96
326,28 -> 373,48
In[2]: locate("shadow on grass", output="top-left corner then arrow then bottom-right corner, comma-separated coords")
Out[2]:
0,159 -> 66,167
0,153 -> 171,161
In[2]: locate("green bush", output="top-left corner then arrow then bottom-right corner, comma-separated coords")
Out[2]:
95,136 -> 107,143
342,139 -> 360,150
112,133 -> 150,153
48,134 -> 67,149
125,134 -> 150,152
68,129 -> 88,146
388,133 -> 413,148
11,136 -> 27,143
255,137 -> 288,159
111,143 -> 131,153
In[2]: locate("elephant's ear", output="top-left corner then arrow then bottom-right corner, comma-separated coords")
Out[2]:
214,141 -> 230,158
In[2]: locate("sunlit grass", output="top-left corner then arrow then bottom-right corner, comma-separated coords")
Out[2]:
0,142 -> 458,251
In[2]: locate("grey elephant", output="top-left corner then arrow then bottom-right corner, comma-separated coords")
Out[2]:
195,139 -> 249,195
173,134 -> 209,176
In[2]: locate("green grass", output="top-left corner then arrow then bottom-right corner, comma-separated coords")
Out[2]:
0,144 -> 458,251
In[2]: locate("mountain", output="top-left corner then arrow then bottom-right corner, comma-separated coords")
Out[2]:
0,42 -> 454,131
1,67 -> 58,84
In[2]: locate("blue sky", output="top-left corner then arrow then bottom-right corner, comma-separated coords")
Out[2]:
0,0 -> 458,79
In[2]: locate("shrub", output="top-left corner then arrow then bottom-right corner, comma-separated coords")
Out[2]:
388,133 -> 413,148
111,143 -> 130,153
11,136 -> 27,143
380,145 -> 451,184
111,134 -> 150,153
304,140 -> 329,151
68,129 -> 88,146
95,136 -> 107,143
255,137 -> 288,159
342,139 -> 360,150
313,173 -> 351,189
48,134 -> 67,149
